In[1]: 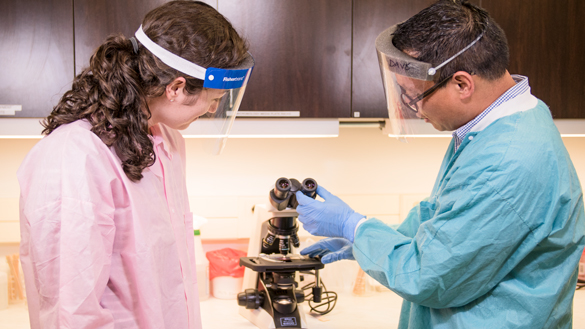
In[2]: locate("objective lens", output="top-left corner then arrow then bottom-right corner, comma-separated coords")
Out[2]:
291,234 -> 300,248
279,238 -> 290,255
262,233 -> 276,249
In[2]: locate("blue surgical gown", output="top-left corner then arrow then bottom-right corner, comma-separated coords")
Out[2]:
353,101 -> 585,329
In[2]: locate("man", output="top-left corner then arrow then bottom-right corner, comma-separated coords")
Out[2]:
295,1 -> 585,328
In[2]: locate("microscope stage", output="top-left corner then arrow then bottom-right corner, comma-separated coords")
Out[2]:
240,255 -> 324,272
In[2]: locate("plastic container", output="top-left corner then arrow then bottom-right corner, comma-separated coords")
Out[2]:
206,248 -> 246,299
211,276 -> 243,299
194,229 -> 210,301
0,259 -> 10,308
0,271 -> 8,310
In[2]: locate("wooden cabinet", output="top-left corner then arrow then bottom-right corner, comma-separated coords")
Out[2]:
1,0 -> 582,119
218,0 -> 352,118
74,0 -> 216,75
351,0 -> 439,118
480,0 -> 585,118
75,0 -> 353,118
74,0 -> 165,75
352,0 -> 583,119
0,0 -> 74,118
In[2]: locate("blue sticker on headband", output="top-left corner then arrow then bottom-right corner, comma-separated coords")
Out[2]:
203,67 -> 251,89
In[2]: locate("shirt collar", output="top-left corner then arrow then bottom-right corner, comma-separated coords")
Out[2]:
453,75 -> 530,151
150,124 -> 173,159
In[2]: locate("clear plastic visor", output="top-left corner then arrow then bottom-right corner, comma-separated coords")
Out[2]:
134,25 -> 254,154
197,54 -> 254,155
377,52 -> 449,138
375,25 -> 441,139
375,24 -> 484,139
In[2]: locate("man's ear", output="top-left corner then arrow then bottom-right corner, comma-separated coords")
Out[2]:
165,77 -> 187,102
452,71 -> 475,100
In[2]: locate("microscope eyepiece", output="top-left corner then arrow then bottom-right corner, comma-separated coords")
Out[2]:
277,178 -> 290,189
301,178 -> 317,198
303,178 -> 316,190
269,177 -> 319,210
274,177 -> 292,200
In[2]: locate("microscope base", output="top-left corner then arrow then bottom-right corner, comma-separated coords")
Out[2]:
239,305 -> 308,329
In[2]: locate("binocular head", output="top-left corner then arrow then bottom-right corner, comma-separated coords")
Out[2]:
269,177 -> 318,211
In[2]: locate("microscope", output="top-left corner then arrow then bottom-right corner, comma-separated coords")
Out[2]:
237,178 -> 325,329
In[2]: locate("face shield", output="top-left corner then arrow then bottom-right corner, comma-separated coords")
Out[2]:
375,25 -> 483,140
135,26 -> 254,154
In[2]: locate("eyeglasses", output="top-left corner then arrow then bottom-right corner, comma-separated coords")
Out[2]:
400,74 -> 454,113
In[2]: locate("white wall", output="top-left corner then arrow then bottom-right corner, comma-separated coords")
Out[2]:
1,126 -> 584,244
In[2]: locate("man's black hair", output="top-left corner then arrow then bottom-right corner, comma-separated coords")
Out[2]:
392,0 -> 509,82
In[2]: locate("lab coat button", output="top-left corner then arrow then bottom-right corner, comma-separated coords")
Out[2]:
468,136 -> 474,140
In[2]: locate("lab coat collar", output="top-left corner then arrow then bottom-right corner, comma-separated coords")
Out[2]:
453,91 -> 538,155
469,79 -> 538,133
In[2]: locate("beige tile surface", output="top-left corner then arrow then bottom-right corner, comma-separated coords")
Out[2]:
0,301 -> 28,329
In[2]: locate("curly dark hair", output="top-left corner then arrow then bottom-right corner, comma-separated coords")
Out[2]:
392,0 -> 509,83
42,0 -> 249,181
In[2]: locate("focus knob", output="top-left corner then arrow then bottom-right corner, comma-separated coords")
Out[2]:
237,289 -> 265,309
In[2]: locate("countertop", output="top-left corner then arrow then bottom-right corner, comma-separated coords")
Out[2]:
201,291 -> 403,328
3,290 -> 585,328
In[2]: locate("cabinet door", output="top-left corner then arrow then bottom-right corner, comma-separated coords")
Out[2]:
481,0 -> 585,118
218,0 -> 352,118
352,0 -> 481,118
74,0 -> 166,75
0,0 -> 73,118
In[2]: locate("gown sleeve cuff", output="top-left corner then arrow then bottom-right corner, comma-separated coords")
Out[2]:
354,216 -> 369,237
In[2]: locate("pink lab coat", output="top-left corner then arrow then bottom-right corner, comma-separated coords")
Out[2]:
17,120 -> 202,329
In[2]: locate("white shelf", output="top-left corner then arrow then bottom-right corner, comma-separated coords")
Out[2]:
0,117 -> 584,138
0,118 -> 340,139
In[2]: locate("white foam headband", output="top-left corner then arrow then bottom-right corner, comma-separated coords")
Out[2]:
134,25 -> 207,80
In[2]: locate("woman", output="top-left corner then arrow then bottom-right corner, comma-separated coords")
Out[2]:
17,1 -> 253,328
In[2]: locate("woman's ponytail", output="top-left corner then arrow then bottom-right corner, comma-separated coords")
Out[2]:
42,34 -> 155,182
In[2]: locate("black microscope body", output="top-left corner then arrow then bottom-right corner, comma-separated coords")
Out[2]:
237,178 -> 324,329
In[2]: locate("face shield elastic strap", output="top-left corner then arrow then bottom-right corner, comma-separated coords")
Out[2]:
401,30 -> 485,112
134,25 -> 253,89
427,30 -> 485,76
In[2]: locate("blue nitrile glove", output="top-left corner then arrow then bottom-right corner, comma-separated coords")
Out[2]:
295,186 -> 364,242
301,238 -> 355,264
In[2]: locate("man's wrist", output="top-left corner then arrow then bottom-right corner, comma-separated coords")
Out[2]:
344,212 -> 366,242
